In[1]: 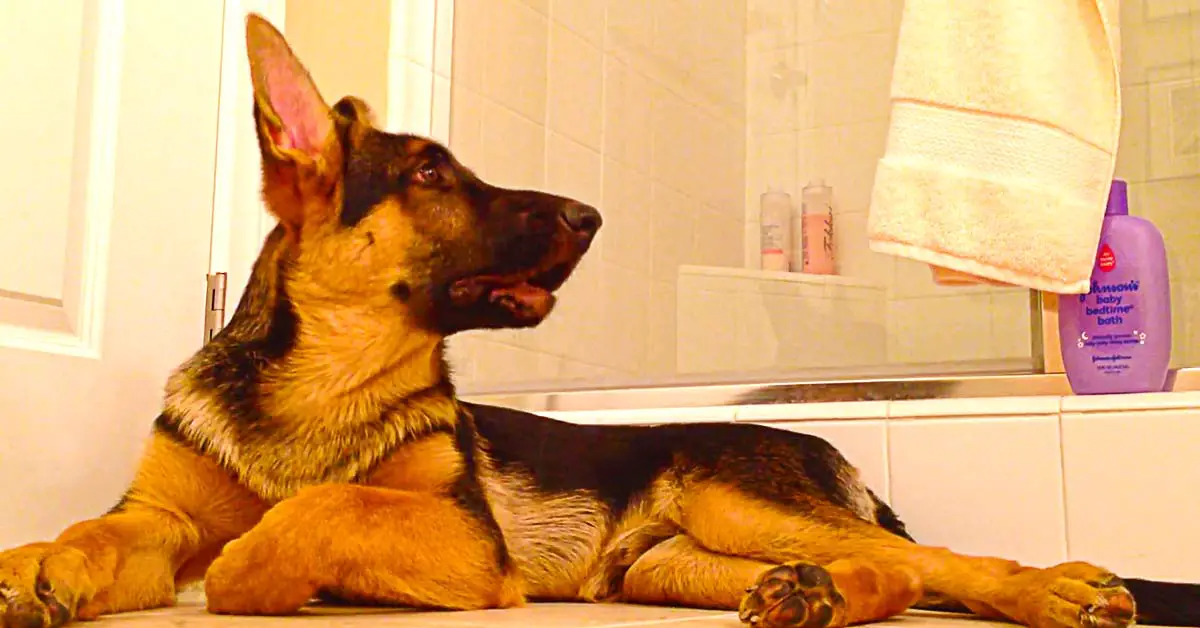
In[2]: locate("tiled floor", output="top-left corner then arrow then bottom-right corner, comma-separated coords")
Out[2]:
102,598 -> 1013,628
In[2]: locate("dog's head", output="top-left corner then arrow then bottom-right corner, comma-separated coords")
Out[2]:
243,14 -> 601,336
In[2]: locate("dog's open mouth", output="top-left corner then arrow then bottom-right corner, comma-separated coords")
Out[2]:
448,264 -> 572,324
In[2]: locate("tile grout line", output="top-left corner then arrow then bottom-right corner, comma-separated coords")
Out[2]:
882,401 -> 893,502
1056,411 -> 1074,561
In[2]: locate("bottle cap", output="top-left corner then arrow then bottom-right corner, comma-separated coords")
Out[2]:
1106,179 -> 1129,216
803,178 -> 828,191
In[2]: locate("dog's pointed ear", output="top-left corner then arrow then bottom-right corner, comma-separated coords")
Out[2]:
245,13 -> 339,231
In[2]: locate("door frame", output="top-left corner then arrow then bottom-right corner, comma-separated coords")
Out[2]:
207,0 -> 285,314
209,0 -> 455,316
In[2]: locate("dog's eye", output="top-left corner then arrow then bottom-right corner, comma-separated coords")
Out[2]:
414,164 -> 440,185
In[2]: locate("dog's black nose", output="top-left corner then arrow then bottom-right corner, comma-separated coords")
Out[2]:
561,202 -> 602,236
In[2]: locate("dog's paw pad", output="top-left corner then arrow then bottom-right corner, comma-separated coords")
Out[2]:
739,562 -> 845,628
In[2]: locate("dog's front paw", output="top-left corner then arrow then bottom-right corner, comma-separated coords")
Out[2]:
739,563 -> 846,628
204,534 -> 315,616
0,543 -> 96,628
1010,562 -> 1135,628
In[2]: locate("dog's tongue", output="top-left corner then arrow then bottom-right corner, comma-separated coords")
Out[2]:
489,282 -> 554,321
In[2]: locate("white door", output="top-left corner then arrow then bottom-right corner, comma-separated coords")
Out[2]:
0,0 -> 226,547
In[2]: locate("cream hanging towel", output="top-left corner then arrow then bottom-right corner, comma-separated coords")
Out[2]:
866,0 -> 1122,294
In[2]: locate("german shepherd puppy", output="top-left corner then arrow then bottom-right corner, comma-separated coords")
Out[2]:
1,13 -> 1198,628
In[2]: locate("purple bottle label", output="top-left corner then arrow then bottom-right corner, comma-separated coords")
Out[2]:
1071,243 -> 1148,377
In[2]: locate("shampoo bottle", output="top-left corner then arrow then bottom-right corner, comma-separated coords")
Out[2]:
1058,179 -> 1171,395
760,189 -> 792,272
800,180 -> 835,274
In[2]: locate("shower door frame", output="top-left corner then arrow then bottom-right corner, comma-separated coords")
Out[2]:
423,1 -> 1200,413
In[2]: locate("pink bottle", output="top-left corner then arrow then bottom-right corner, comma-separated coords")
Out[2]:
799,180 -> 836,274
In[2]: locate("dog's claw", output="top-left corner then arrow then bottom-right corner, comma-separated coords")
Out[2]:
0,544 -> 96,628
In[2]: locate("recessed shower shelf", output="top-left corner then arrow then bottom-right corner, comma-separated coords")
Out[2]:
679,265 -> 881,290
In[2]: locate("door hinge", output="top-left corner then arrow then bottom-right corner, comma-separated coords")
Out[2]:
204,272 -> 228,344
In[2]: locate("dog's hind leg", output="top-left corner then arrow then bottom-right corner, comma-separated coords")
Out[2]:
203,483 -> 525,615
683,482 -> 1135,628
620,534 -> 920,628
621,535 -> 771,609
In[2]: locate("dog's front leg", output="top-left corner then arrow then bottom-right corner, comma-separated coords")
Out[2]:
204,483 -> 525,615
0,510 -> 192,628
0,432 -> 267,628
